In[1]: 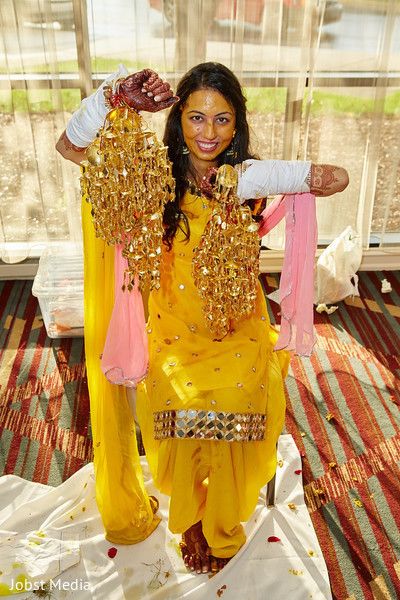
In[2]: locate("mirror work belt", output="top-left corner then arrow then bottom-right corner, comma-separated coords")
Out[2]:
153,409 -> 266,442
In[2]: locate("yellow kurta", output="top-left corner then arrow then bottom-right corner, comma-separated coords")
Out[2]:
137,191 -> 289,558
81,198 -> 160,544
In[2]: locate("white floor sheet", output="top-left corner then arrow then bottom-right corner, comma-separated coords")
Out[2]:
0,434 -> 332,599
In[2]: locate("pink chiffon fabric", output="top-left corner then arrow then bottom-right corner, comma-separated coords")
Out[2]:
258,193 -> 317,356
101,192 -> 317,386
100,244 -> 148,386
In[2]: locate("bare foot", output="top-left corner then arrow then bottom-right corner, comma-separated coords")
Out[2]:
179,522 -> 231,574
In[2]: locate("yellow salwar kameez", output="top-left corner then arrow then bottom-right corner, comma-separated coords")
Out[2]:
81,198 -> 160,544
137,191 -> 289,558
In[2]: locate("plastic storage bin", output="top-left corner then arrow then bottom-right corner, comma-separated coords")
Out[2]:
32,244 -> 84,338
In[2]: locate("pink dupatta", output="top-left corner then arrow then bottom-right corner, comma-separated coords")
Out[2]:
101,192 -> 317,385
100,244 -> 148,386
258,193 -> 317,356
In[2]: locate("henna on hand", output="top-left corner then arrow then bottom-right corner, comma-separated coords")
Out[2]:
58,130 -> 86,153
118,69 -> 179,112
310,164 -> 349,196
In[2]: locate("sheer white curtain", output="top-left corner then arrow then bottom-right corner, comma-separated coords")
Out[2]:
1,0 -> 399,267
0,0 -> 81,264
301,0 -> 400,251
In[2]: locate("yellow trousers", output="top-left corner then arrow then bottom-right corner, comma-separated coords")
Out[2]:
137,347 -> 287,558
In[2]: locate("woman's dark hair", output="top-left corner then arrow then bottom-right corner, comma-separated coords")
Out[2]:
162,62 -> 256,249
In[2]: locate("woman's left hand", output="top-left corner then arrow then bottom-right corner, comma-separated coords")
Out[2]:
308,164 -> 349,197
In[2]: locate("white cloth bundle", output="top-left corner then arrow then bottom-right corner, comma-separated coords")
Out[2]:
315,225 -> 362,305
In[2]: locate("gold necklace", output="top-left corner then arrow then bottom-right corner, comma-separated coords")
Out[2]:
185,178 -> 212,211
185,178 -> 203,197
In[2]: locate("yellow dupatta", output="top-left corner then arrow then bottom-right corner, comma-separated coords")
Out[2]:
81,197 -> 159,544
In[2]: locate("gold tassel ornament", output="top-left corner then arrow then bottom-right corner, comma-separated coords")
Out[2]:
80,107 -> 175,291
192,165 -> 260,339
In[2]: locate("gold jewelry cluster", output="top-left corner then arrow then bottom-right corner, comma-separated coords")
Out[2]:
192,165 -> 260,339
80,107 -> 175,291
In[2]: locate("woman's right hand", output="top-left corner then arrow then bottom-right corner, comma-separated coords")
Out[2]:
115,69 -> 179,112
56,67 -> 178,165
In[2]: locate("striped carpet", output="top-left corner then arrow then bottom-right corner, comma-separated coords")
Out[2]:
261,270 -> 400,600
0,272 -> 399,600
0,280 -> 91,485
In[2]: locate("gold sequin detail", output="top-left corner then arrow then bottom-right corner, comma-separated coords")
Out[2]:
191,165 -> 260,339
81,107 -> 174,292
289,569 -> 303,576
178,284 -> 185,290
186,382 -> 193,387
153,409 -> 266,442
237,383 -> 243,388
188,323 -> 198,333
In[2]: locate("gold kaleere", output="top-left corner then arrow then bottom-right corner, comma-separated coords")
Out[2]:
192,164 -> 260,339
80,107 -> 175,291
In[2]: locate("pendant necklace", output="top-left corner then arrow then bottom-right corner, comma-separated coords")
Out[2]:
185,177 -> 209,209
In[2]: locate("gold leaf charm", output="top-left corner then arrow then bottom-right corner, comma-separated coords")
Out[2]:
81,107 -> 175,292
192,164 -> 259,338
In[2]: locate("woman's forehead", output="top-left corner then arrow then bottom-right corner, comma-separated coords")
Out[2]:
183,89 -> 234,115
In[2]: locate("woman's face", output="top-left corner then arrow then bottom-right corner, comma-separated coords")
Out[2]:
181,88 -> 236,174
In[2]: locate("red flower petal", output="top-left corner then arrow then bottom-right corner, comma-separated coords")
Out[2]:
294,469 -> 302,475
108,547 -> 118,559
267,536 -> 281,543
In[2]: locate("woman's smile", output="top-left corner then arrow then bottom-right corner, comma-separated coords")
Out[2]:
196,140 -> 219,153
